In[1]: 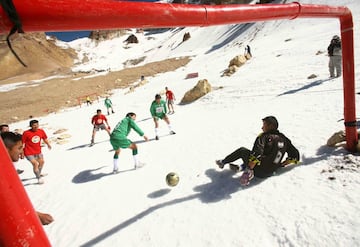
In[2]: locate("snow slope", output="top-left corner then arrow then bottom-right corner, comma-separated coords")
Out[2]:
6,0 -> 360,246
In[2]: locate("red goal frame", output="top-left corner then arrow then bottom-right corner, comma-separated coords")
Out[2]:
0,1 -> 356,245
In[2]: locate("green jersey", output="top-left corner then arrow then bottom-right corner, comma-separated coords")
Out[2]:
104,98 -> 113,108
111,117 -> 144,139
150,99 -> 167,118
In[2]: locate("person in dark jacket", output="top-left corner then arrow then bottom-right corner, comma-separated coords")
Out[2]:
327,35 -> 342,78
216,116 -> 300,186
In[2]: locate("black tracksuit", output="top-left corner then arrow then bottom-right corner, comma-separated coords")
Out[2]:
222,130 -> 300,178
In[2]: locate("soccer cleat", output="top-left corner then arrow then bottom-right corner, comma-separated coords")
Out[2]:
215,160 -> 225,169
239,169 -> 254,186
113,169 -> 119,174
229,164 -> 240,172
135,161 -> 145,169
155,136 -> 159,140
229,163 -> 247,172
38,178 -> 45,184
170,130 -> 176,135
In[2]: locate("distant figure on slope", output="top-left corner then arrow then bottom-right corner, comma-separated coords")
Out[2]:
327,35 -> 342,78
110,112 -> 148,173
150,94 -> 176,140
215,116 -> 300,186
86,96 -> 92,106
22,120 -> 52,184
1,131 -> 54,225
165,87 -> 176,114
104,96 -> 115,115
244,45 -> 252,59
90,109 -> 111,146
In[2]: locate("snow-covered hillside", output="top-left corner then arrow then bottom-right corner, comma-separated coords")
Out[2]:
6,0 -> 360,246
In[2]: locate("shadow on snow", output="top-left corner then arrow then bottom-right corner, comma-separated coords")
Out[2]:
277,77 -> 334,96
79,165 -> 296,246
72,166 -> 134,184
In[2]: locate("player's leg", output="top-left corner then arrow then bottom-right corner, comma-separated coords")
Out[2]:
113,149 -> 121,173
27,156 -> 43,183
163,116 -> 175,135
153,117 -> 160,140
91,127 -> 97,144
129,142 -> 144,168
216,147 -> 250,169
37,154 -> 45,175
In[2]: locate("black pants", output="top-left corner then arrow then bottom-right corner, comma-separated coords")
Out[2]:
222,147 -> 272,178
222,147 -> 251,166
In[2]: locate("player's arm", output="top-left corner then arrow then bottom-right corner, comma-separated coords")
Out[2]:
43,138 -> 52,150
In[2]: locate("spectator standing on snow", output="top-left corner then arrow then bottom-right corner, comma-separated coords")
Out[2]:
244,45 -> 252,59
327,35 -> 342,78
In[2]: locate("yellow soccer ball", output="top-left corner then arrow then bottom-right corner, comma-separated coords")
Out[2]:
166,172 -> 179,187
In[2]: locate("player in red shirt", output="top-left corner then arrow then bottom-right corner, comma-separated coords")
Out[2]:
90,109 -> 111,146
22,119 -> 52,184
165,87 -> 176,114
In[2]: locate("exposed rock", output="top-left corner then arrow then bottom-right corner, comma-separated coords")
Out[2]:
180,79 -> 212,104
222,55 -> 247,76
183,32 -> 191,42
124,34 -> 139,44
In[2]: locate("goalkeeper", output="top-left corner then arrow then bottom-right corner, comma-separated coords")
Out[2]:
215,116 -> 300,186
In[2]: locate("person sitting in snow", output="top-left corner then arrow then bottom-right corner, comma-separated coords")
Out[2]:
215,116 -> 300,186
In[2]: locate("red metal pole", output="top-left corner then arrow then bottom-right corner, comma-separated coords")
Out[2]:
340,14 -> 357,151
0,1 -> 357,245
0,139 -> 51,246
294,4 -> 357,152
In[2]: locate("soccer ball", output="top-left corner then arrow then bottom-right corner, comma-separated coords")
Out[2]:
166,172 -> 179,187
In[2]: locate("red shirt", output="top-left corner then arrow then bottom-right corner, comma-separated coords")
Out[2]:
22,129 -> 48,156
92,114 -> 107,126
166,90 -> 174,100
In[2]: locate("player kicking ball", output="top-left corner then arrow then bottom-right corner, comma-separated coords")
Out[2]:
110,112 -> 148,173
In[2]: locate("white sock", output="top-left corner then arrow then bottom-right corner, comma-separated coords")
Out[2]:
168,124 -> 172,131
133,154 -> 139,165
155,128 -> 159,136
113,159 -> 119,171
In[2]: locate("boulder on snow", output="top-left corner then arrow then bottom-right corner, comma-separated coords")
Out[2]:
180,79 -> 212,104
222,55 -> 247,76
124,34 -> 139,44
326,130 -> 346,147
183,32 -> 191,42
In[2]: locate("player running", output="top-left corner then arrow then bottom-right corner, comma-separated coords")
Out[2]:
22,120 -> 52,184
110,112 -> 148,173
